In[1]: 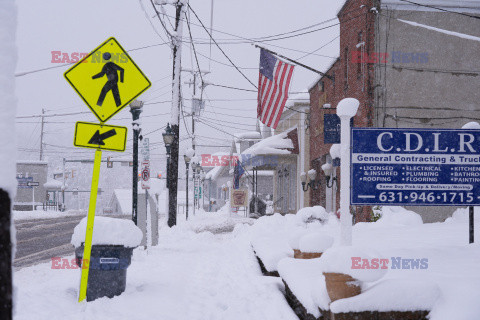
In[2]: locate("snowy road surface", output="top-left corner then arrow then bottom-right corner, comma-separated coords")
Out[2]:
14,215 -> 84,269
14,212 -> 296,320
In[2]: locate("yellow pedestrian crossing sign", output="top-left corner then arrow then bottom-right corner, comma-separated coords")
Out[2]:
64,37 -> 151,123
74,121 -> 127,152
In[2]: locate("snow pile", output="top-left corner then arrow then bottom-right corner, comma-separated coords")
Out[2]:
251,236 -> 293,272
445,207 -> 480,223
375,206 -> 423,226
330,279 -> 441,313
278,258 -> 330,317
299,234 -> 334,253
71,216 -> 143,248
296,206 -> 329,225
321,246 -> 387,282
462,121 -> 480,129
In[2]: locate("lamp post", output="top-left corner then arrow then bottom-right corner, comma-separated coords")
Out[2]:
162,123 -> 175,226
337,98 -> 359,246
130,99 -> 143,225
184,148 -> 195,220
300,169 -> 320,192
191,161 -> 198,215
200,170 -> 206,210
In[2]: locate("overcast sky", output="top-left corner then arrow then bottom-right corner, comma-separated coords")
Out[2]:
15,0 -> 344,173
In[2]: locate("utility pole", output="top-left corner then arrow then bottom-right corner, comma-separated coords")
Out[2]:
39,108 -> 45,161
167,0 -> 185,227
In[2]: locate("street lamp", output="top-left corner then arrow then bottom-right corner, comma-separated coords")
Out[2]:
322,163 -> 338,188
130,99 -> 143,225
184,148 -> 195,220
162,123 -> 175,189
191,161 -> 198,214
301,169 -> 320,192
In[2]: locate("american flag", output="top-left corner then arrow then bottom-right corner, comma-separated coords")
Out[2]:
257,49 -> 295,129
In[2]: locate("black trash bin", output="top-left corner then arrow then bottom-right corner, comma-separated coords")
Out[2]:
75,244 -> 134,302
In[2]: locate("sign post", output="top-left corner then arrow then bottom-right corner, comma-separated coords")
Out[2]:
78,149 -> 102,302
65,36 -> 150,302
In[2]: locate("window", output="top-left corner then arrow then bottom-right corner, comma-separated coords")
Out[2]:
357,32 -> 363,78
344,47 -> 349,90
319,81 -> 324,92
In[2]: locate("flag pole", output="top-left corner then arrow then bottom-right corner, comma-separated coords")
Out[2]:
254,44 -> 333,80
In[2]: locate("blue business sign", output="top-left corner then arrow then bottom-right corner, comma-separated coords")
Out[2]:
324,115 -> 353,144
324,114 -> 341,144
351,128 -> 480,206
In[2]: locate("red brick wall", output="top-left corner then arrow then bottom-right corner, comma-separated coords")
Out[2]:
308,0 -> 377,221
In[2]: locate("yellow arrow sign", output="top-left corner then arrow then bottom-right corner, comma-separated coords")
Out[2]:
64,37 -> 151,123
74,122 -> 127,152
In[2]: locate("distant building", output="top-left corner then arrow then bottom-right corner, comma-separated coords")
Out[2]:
14,160 -> 48,211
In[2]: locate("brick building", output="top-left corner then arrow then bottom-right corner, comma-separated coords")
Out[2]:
308,0 -> 376,222
308,0 -> 480,222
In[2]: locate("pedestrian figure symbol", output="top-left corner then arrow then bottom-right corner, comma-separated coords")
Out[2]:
92,52 -> 124,107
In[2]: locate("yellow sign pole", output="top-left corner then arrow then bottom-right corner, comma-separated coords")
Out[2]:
78,148 -> 102,302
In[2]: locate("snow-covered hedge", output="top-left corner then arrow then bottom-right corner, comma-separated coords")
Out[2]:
321,246 -> 387,282
71,216 -> 143,248
298,234 -> 334,253
375,206 -> 423,226
296,206 -> 329,225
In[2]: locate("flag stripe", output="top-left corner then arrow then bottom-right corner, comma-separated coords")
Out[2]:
262,61 -> 285,123
270,64 -> 294,127
257,49 -> 295,129
266,62 -> 290,126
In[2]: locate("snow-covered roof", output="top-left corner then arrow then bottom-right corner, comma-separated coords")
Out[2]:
16,160 -> 48,165
242,130 -> 294,156
205,166 -> 224,181
233,131 -> 262,143
43,179 -> 62,190
285,90 -> 310,108
112,189 -> 132,215
246,170 -> 274,176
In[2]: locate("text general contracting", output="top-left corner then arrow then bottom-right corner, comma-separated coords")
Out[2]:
351,128 -> 480,206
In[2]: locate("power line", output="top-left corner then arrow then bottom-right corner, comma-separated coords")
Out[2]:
188,3 -> 257,89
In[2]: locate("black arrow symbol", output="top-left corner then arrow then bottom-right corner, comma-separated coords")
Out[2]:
88,129 -> 117,145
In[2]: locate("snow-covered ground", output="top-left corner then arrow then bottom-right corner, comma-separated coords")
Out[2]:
14,210 -> 295,320
13,207 -> 480,320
